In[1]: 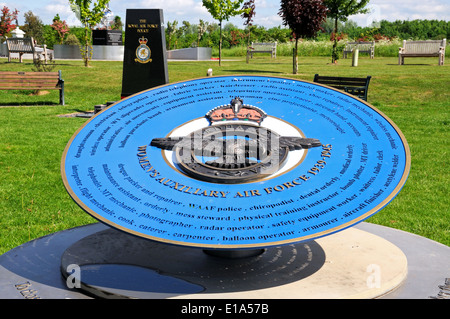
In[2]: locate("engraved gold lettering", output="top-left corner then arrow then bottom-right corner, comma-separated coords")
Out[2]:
219,191 -> 229,198
209,190 -> 219,197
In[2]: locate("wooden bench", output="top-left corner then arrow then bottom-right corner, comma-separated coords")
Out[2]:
247,42 -> 277,59
313,74 -> 371,101
343,41 -> 375,59
6,37 -> 53,63
0,71 -> 65,105
398,39 -> 446,65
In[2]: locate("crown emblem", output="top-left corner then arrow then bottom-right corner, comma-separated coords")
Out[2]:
139,37 -> 148,44
205,97 -> 267,125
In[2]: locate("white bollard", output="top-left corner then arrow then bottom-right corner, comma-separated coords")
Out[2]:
352,47 -> 359,67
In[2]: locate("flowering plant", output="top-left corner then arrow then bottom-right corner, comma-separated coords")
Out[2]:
0,6 -> 19,37
51,19 -> 70,44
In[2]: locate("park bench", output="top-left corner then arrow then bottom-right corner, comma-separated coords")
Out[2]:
0,71 -> 65,105
343,41 -> 375,59
6,37 -> 53,63
313,74 -> 371,101
247,42 -> 277,59
398,39 -> 446,65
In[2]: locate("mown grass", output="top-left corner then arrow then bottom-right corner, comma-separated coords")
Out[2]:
0,55 -> 448,254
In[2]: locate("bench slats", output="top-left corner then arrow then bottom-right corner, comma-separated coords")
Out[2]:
1,87 -> 60,90
399,39 -> 446,65
0,71 -> 65,105
313,76 -> 368,83
0,72 -> 60,88
0,77 -> 60,82
343,41 -> 375,59
6,37 -> 53,63
247,42 -> 277,60
0,83 -> 60,89
0,72 -> 59,76
313,74 -> 371,101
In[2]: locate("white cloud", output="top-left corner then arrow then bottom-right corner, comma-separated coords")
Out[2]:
351,0 -> 450,26
138,0 -> 209,21
254,15 -> 282,28
45,0 -> 82,26
255,0 -> 269,9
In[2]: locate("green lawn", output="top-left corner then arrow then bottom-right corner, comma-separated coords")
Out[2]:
0,55 -> 448,254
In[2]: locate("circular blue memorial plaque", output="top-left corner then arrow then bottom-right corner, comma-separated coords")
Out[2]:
62,76 -> 410,249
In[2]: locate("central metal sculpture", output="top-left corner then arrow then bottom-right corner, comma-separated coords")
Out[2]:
151,97 -> 321,184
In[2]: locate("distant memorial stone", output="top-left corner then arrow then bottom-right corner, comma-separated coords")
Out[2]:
62,76 -> 410,249
121,9 -> 168,98
92,30 -> 123,46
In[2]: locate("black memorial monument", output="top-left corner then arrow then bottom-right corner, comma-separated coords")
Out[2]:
92,30 -> 123,46
121,9 -> 169,99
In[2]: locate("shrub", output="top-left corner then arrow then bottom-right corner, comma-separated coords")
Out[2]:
64,33 -> 80,45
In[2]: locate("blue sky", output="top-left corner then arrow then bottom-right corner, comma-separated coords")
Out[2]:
3,0 -> 450,28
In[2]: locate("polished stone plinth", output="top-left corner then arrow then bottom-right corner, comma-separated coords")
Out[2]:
1,222 -> 448,299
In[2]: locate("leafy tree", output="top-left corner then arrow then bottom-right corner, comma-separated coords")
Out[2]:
0,6 -> 19,37
207,22 -> 219,34
267,26 -> 291,42
323,0 -> 370,63
177,21 -> 191,39
22,11 -> 44,44
111,16 -> 123,30
279,0 -> 327,74
197,20 -> 208,47
166,20 -> 178,50
69,0 -> 110,67
241,0 -> 255,48
51,19 -> 70,44
377,19 -> 449,40
202,0 -> 247,65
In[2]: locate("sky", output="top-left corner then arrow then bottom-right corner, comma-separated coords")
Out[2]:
2,0 -> 450,29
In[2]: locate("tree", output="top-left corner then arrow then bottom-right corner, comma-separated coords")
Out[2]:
166,20 -> 178,50
197,20 -> 208,47
69,0 -> 110,67
111,16 -> 123,30
51,17 -> 70,44
279,0 -> 327,74
241,0 -> 255,49
22,11 -> 44,44
323,0 -> 370,63
202,0 -> 247,65
0,6 -> 18,37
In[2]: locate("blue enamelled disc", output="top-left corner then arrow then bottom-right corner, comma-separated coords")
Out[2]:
61,76 -> 410,249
